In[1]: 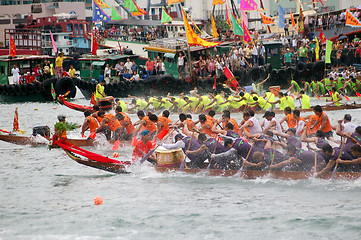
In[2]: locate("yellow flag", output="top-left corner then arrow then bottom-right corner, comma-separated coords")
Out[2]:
94,0 -> 110,8
211,13 -> 219,39
212,0 -> 226,5
315,37 -> 320,61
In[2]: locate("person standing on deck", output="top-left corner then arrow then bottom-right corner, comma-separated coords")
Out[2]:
55,52 -> 73,78
11,64 -> 20,84
95,80 -> 106,105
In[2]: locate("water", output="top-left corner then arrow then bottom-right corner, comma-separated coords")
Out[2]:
1,90 -> 361,240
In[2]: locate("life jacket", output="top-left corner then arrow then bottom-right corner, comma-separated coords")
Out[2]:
121,113 -> 135,135
319,112 -> 332,133
301,94 -> 311,109
183,118 -> 196,133
95,111 -> 103,124
222,118 -> 241,135
286,96 -> 295,110
157,116 -> 169,133
279,97 -> 287,110
306,114 -> 320,135
201,120 -> 217,138
287,114 -> 297,128
206,115 -> 215,126
95,84 -> 104,99
88,116 -> 99,133
104,113 -> 121,132
332,92 -> 341,106
140,116 -> 157,133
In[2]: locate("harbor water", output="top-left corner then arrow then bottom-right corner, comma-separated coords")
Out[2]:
1,90 -> 361,240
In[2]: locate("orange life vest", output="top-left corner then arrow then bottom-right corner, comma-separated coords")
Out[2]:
157,116 -> 169,133
286,114 -> 297,128
88,116 -> 99,133
104,113 -> 121,132
140,116 -> 157,133
319,112 -> 332,133
120,113 -> 135,135
201,120 -> 217,138
306,115 -> 319,136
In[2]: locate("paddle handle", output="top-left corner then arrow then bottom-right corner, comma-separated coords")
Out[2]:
268,146 -> 276,174
179,132 -> 194,171
236,142 -> 255,176
314,151 -> 318,174
206,136 -> 219,171
331,140 -> 345,179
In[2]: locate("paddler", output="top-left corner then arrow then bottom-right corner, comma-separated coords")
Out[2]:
293,109 -> 307,135
272,128 -> 302,150
132,130 -> 156,164
220,110 -> 241,135
269,92 -> 287,111
197,114 -> 217,138
133,111 -> 158,137
263,90 -> 276,110
96,110 -> 121,141
262,111 -> 282,134
95,80 -> 106,105
91,105 -> 103,124
336,145 -> 361,172
285,93 -> 295,110
325,87 -> 342,106
286,77 -> 301,94
81,111 -> 99,137
313,105 -> 334,141
156,111 -> 170,135
240,110 -> 262,137
177,113 -> 197,133
212,121 -> 240,139
115,106 -> 135,140
295,90 -> 311,110
115,98 -> 127,112
279,107 -> 297,131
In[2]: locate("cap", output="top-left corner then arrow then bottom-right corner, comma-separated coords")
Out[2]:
286,48 -> 290,51
57,115 -> 66,121
141,130 -> 149,136
263,111 -> 272,118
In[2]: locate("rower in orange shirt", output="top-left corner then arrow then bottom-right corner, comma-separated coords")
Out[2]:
198,114 -> 217,138
221,110 -> 241,135
97,110 -> 121,140
132,130 -> 156,163
134,110 -> 157,137
81,110 -> 99,137
279,107 -> 297,131
313,105 -> 334,141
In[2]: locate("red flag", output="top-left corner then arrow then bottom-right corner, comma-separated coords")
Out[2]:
223,65 -> 234,79
13,108 -> 19,132
213,75 -> 217,90
319,30 -> 326,44
91,32 -> 98,55
230,79 -> 239,92
90,92 -> 97,105
9,35 -> 16,57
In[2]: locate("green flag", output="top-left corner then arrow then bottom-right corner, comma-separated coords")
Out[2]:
130,0 -> 138,12
230,13 -> 243,36
111,6 -> 122,20
124,0 -> 131,8
161,7 -> 173,24
325,40 -> 332,64
51,82 -> 56,100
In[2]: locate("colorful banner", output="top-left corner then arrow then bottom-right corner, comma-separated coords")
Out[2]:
124,0 -> 131,8
230,13 -> 243,36
211,13 -> 219,39
130,0 -> 147,16
94,0 -> 110,8
93,1 -> 111,22
290,11 -> 297,32
225,5 -> 232,27
9,35 -> 16,57
241,10 -> 248,27
319,30 -> 326,44
242,21 -> 253,43
161,6 -> 173,24
212,0 -> 225,5
91,32 -> 98,55
111,6 -> 122,20
49,31 -> 57,55
181,7 -> 219,48
13,108 -> 19,132
167,0 -> 184,5
278,6 -> 285,28
345,9 -> 361,27
240,0 -> 258,11
325,40 -> 332,64
315,37 -> 320,61
298,5 -> 304,33
259,13 -> 275,25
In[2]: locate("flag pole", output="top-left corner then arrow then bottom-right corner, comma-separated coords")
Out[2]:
181,6 -> 194,82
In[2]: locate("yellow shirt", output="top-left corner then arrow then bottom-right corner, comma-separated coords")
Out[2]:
69,68 -> 76,78
55,56 -> 66,67
95,83 -> 105,99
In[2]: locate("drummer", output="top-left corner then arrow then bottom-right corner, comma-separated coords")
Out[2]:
95,80 -> 106,105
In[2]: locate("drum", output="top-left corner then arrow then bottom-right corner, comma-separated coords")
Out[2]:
155,146 -> 184,168
99,96 -> 114,110
269,86 -> 281,97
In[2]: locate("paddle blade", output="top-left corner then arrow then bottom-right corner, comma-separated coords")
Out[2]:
89,132 -> 96,140
179,158 -> 187,171
329,90 -> 333,96
356,92 -> 361,97
112,140 -> 121,150
316,95 -> 320,100
139,149 -> 155,164
290,94 -> 295,99
345,95 -> 350,101
81,134 -> 86,138
157,129 -> 169,141
131,136 -> 138,146
331,164 -> 338,179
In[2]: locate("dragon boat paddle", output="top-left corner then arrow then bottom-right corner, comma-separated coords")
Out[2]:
234,142 -> 255,178
179,132 -> 194,171
356,92 -> 361,97
338,90 -> 350,101
268,146 -> 277,174
312,90 -> 321,100
331,140 -> 345,180
206,136 -> 219,172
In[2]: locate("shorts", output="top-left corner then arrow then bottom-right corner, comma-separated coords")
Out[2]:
323,131 -> 333,139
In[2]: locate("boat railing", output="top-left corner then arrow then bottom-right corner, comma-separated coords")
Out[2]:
149,39 -> 187,50
42,40 -> 73,48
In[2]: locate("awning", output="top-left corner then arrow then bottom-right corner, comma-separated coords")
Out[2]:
164,53 -> 176,58
91,61 -> 105,66
106,54 -> 138,60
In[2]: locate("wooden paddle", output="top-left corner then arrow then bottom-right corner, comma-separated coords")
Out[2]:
312,90 -> 321,100
179,132 -> 194,171
206,136 -> 219,172
356,92 -> 361,97
331,140 -> 345,180
0,129 -> 11,134
338,90 -> 350,101
268,146 -> 277,174
314,151 -> 318,174
235,142 -> 255,177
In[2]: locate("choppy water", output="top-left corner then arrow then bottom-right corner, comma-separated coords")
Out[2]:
1,89 -> 361,240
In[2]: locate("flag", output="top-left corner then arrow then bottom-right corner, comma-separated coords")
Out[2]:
50,31 -> 57,54
211,13 -> 219,39
181,7 -> 220,47
167,0 -> 184,5
90,93 -> 97,105
224,66 -> 239,92
225,5 -> 232,27
230,13 -> 243,36
111,6 -> 122,20
278,6 -> 285,28
315,37 -> 320,61
91,32 -> 98,55
9,35 -> 16,58
224,65 -> 234,79
319,30 -> 326,44
213,75 -> 217,90
93,1 -> 111,22
212,0 -> 225,5
298,5 -> 304,33
130,0 -> 147,16
240,0 -> 258,11
241,10 -> 248,27
325,40 -> 332,64
161,6 -> 173,24
51,83 -> 56,100
94,0 -> 110,8
242,22 -> 253,43
260,13 -> 275,25
124,0 -> 131,8
13,108 -> 19,132
290,11 -> 297,32
345,9 -> 361,27
275,0 -> 280,2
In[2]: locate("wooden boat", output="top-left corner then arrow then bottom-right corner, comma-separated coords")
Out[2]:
0,133 -> 126,147
54,139 -> 361,180
265,103 -> 361,115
